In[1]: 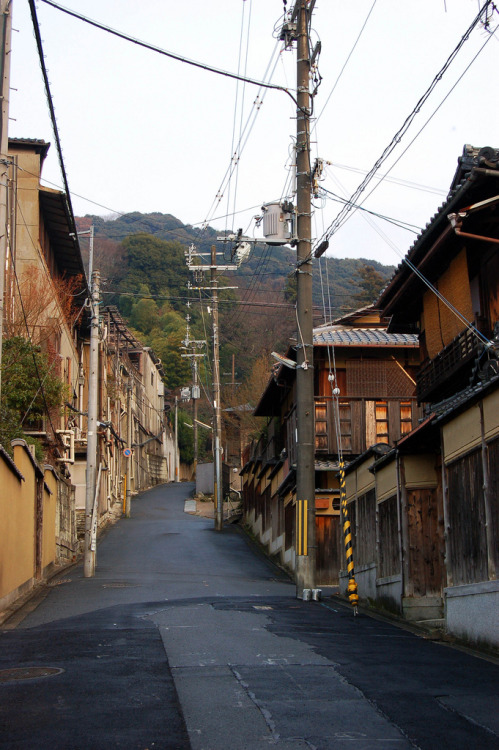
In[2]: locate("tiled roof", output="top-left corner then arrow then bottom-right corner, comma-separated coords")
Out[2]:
313,327 -> 419,347
432,373 -> 499,422
378,144 -> 499,315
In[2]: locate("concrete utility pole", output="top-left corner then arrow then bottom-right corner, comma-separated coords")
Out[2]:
124,384 -> 132,517
0,0 -> 12,403
192,357 -> 199,475
211,245 -> 223,530
180,312 -> 204,478
294,0 -> 317,597
84,269 -> 100,578
174,395 -> 179,482
185,243 -> 237,530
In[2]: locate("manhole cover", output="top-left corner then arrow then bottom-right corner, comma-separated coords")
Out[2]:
0,667 -> 64,683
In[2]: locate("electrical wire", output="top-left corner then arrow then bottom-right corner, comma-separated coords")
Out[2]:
321,187 -> 422,234
28,0 -> 79,244
328,162 -> 446,197
39,0 -> 301,107
336,21 -> 498,228
314,1 -> 495,250
312,0 -> 378,132
226,0 -> 253,236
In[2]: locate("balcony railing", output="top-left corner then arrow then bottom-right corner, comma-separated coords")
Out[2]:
416,327 -> 481,402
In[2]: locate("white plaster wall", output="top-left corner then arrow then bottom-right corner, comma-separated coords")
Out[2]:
445,580 -> 499,649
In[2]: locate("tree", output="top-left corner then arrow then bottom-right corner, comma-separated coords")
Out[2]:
0,337 -> 67,461
283,273 -> 297,304
353,264 -> 387,306
5,265 -> 83,345
177,408 -> 194,464
119,234 -> 189,304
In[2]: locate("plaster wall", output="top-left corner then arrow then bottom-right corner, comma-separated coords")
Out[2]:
442,403 -> 481,462
445,580 -> 499,649
483,388 -> 499,442
0,451 -> 33,607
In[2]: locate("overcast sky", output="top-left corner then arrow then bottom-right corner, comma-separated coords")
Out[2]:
9,0 -> 499,266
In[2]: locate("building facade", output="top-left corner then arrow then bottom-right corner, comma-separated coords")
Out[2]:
242,308 -> 420,584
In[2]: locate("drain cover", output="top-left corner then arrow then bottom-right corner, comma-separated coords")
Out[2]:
102,583 -> 138,588
0,667 -> 64,683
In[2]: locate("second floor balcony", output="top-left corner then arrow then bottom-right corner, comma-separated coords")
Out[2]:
416,327 -> 481,404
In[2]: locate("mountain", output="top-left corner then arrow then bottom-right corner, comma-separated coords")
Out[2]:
76,212 -> 395,392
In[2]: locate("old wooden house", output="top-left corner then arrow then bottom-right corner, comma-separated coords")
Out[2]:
342,145 -> 499,649
241,307 -> 420,584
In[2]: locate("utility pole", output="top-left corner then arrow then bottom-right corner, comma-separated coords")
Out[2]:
84,269 -> 100,578
185,243 -> 237,531
0,0 -> 12,403
211,245 -> 223,530
174,395 -> 179,482
124,383 -> 132,517
293,0 -> 316,597
180,310 -> 204,478
192,357 -> 199,475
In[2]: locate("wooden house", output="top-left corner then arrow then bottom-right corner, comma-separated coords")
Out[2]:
342,145 -> 499,648
241,307 -> 420,585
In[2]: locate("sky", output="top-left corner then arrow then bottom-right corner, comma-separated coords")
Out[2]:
8,0 -> 499,267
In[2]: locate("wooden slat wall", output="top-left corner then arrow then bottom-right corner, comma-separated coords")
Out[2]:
355,490 -> 376,567
487,437 -> 499,575
447,450 -> 487,585
378,495 -> 400,578
388,401 -> 401,444
407,488 -> 444,596
351,401 -> 364,454
315,515 -> 341,585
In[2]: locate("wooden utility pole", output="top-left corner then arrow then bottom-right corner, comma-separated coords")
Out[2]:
211,245 -> 223,530
0,0 -> 12,403
294,0 -> 316,597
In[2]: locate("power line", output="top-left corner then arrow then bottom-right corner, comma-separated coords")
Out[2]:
314,1 -> 495,251
39,0 -> 301,107
28,0 -> 79,245
312,0 -> 378,131
321,187 -> 422,233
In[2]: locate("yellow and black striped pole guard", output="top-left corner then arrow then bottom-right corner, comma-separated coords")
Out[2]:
339,460 -> 359,614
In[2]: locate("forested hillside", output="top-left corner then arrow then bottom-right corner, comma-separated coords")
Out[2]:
77,212 -> 394,414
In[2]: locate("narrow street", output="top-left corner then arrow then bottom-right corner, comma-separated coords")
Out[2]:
1,482 -> 498,750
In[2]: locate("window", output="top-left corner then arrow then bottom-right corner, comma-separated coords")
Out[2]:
400,400 -> 412,436
338,402 -> 352,452
375,400 -> 389,444
315,401 -> 328,450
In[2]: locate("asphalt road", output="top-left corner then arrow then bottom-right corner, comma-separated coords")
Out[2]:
1,481 -> 498,749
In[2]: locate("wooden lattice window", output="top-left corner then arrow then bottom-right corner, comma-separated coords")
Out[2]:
339,402 -> 352,452
375,400 -> 389,444
315,401 -> 328,450
400,400 -> 412,436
